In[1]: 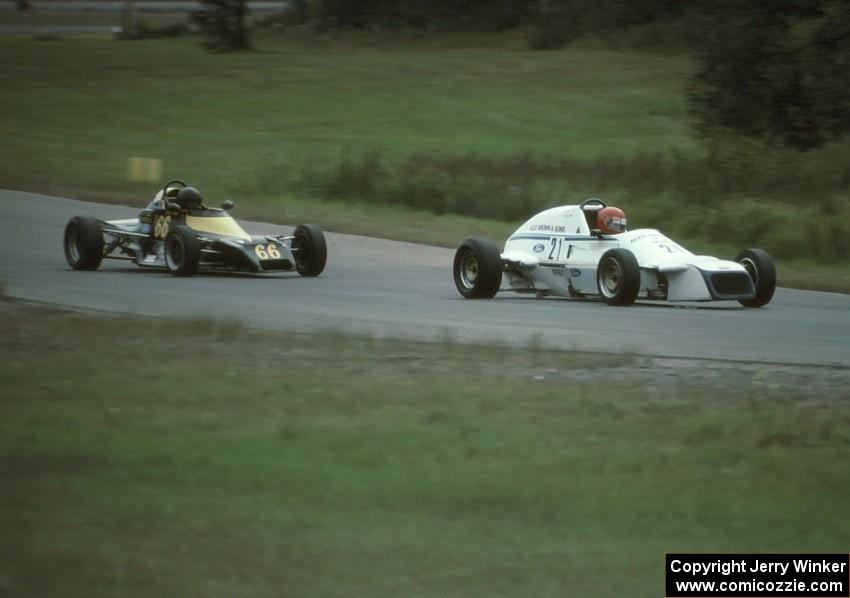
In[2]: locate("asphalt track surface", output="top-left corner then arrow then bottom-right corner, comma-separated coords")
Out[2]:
2,189 -> 849,367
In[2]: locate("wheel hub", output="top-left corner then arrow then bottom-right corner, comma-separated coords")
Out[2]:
739,257 -> 758,284
166,237 -> 183,269
599,257 -> 622,298
67,228 -> 80,262
460,251 -> 479,289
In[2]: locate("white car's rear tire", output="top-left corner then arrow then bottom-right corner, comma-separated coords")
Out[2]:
453,238 -> 502,299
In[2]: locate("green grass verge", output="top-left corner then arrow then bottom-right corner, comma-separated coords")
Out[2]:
2,304 -> 850,597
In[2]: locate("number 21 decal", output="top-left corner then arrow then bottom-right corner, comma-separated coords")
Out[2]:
548,237 -> 563,261
657,243 -> 684,254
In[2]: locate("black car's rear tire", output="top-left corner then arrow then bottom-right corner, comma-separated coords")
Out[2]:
293,224 -> 327,277
453,238 -> 502,299
596,248 -> 641,306
165,225 -> 201,277
64,215 -> 104,270
736,248 -> 776,308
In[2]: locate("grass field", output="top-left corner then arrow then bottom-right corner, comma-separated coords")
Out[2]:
2,301 -> 850,597
0,31 -> 848,288
0,33 -> 693,184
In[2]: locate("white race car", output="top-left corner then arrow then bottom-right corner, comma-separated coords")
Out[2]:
452,198 -> 776,307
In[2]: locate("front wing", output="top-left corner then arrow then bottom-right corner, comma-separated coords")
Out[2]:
209,237 -> 296,273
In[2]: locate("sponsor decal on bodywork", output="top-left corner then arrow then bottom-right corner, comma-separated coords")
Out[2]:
529,224 -> 566,232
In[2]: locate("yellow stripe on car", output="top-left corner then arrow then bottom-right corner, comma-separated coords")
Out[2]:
186,215 -> 251,240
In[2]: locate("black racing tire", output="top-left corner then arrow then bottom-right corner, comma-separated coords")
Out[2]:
165,225 -> 201,277
293,224 -> 327,277
735,248 -> 776,308
64,215 -> 104,270
596,248 -> 641,306
453,238 -> 502,299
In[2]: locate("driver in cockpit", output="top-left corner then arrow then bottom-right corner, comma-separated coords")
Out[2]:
145,185 -> 204,211
596,206 -> 627,234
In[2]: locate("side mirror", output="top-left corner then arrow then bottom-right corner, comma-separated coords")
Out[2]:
167,202 -> 182,212
221,200 -> 234,211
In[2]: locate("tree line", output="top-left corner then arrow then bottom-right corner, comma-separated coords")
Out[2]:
200,0 -> 850,151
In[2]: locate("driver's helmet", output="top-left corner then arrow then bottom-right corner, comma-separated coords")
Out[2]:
597,206 -> 627,234
176,186 -> 203,210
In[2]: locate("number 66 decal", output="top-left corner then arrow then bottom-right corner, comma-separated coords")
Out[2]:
153,214 -> 172,238
254,244 -> 282,260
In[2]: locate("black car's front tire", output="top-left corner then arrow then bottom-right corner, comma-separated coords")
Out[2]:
293,224 -> 327,277
165,225 -> 201,277
736,248 -> 776,308
64,215 -> 104,270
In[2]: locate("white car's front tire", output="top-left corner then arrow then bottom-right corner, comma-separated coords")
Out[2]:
597,248 -> 640,306
736,248 -> 776,308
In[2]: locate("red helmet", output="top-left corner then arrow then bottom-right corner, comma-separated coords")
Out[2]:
597,206 -> 627,234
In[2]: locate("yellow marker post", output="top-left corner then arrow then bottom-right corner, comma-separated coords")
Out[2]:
127,157 -> 162,183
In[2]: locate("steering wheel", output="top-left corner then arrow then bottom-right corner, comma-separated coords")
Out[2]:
162,180 -> 186,200
580,197 -> 606,209
158,180 -> 187,212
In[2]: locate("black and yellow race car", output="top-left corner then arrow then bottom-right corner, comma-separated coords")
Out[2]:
63,180 -> 327,277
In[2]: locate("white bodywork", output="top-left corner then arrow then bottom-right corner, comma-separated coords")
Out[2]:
500,205 -> 755,302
